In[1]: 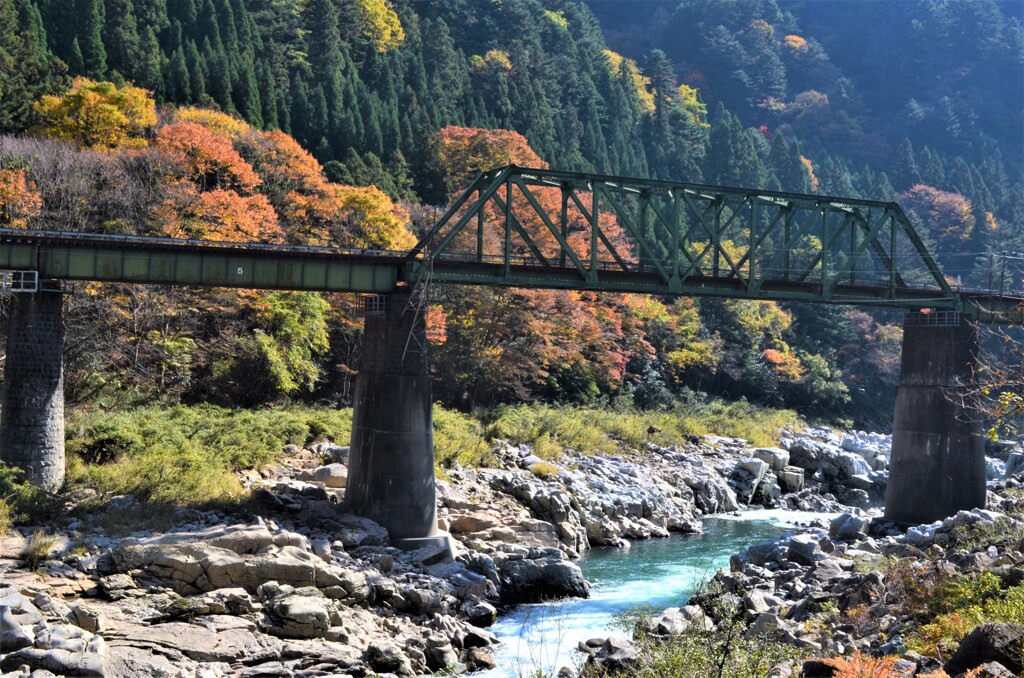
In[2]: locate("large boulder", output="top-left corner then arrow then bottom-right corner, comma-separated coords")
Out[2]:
112,543 -> 246,595
495,549 -> 589,604
301,463 -> 348,488
788,439 -> 833,472
778,466 -> 805,494
263,588 -> 332,639
945,623 -> 1024,676
751,448 -> 790,474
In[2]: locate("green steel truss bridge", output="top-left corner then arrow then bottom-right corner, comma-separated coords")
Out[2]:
1,165 -> 1021,321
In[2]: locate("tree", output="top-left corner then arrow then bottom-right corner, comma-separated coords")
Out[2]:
78,0 -> 107,79
0,168 -> 42,228
32,77 -> 157,149
355,0 -> 404,52
211,291 -> 331,405
898,184 -> 975,247
0,0 -> 61,133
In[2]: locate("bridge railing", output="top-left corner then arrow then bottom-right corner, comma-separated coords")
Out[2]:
408,165 -> 957,308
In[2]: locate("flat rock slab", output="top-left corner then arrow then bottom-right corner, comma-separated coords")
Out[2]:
110,622 -> 282,664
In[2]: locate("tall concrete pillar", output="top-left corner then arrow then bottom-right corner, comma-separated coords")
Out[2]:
884,313 -> 986,525
344,293 -> 440,545
0,291 -> 65,490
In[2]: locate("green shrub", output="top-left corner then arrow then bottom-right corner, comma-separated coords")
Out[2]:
0,499 -> 11,535
20,530 -> 58,569
529,461 -> 559,478
433,406 -> 492,475
483,400 -> 800,462
65,405 -> 354,506
0,462 -> 56,525
595,599 -> 803,678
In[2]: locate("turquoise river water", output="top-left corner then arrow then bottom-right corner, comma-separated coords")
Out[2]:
480,509 -> 833,677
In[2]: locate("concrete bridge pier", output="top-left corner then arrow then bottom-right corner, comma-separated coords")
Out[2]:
0,291 -> 65,490
884,312 -> 986,525
344,293 -> 444,547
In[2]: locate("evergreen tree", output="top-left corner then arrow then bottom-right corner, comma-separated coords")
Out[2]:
0,0 -> 60,132
167,47 -> 191,102
79,0 -> 107,79
889,138 -> 921,190
103,0 -> 140,81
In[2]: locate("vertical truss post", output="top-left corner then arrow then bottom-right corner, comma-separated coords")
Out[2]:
589,183 -> 600,283
821,205 -> 830,288
850,212 -> 859,284
504,178 -> 512,279
889,212 -> 897,299
712,199 -> 722,277
671,191 -> 681,282
748,198 -> 758,292
560,184 -> 569,268
640,191 -> 650,273
476,188 -> 484,262
783,207 -> 793,281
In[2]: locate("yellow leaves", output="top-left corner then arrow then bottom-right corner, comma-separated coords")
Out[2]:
728,300 -> 793,347
544,10 -> 568,30
355,0 -> 404,52
678,84 -> 709,127
32,78 -> 156,150
332,184 -> 415,250
751,19 -> 774,36
0,168 -> 42,228
800,155 -> 820,190
172,107 -> 253,140
603,50 -> 655,114
784,34 -> 809,51
667,342 -> 718,373
470,49 -> 513,76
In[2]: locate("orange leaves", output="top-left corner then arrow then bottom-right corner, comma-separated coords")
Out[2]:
426,305 -> 447,345
763,348 -> 806,383
898,184 -> 975,245
157,122 -> 261,194
800,155 -> 820,190
784,34 -> 809,51
244,130 -> 330,197
435,126 -> 546,192
164,189 -> 283,243
822,651 -> 901,677
32,78 -> 157,150
0,168 -> 42,228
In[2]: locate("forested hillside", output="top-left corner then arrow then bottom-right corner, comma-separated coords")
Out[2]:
0,0 -> 1020,428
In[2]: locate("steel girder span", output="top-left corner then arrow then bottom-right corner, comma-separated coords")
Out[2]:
408,165 -> 960,310
2,165 -> 1022,319
0,230 -> 403,293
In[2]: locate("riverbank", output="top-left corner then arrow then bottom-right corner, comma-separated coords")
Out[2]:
0,411 -> 1019,677
580,486 -> 1024,678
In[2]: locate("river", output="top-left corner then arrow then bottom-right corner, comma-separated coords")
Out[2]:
481,509 -> 833,677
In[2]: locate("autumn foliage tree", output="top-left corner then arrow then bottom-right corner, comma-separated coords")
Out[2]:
898,184 -> 975,246
32,77 -> 156,150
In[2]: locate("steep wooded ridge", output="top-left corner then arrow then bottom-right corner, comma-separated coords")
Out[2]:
0,0 -> 1021,426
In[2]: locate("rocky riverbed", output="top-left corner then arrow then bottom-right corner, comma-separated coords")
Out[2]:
0,425 -> 1019,677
